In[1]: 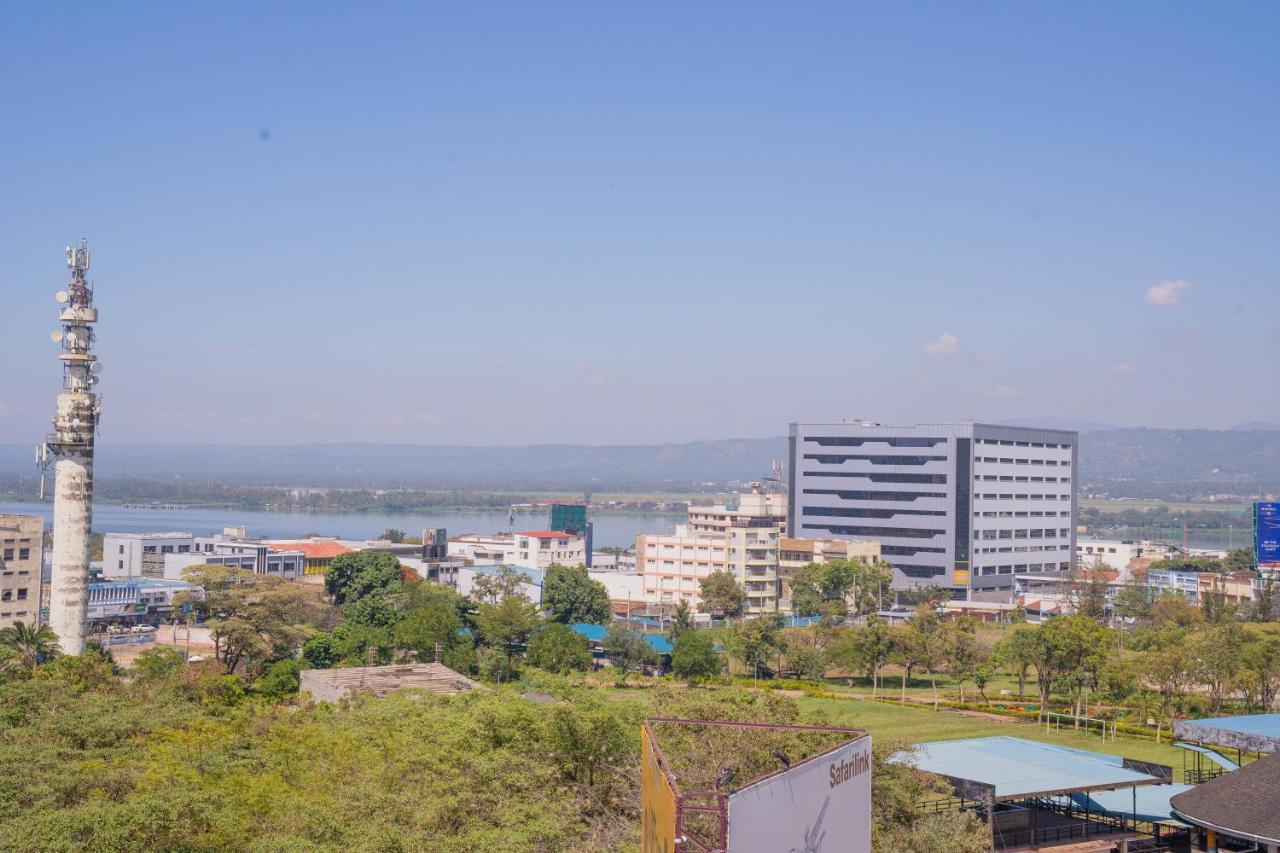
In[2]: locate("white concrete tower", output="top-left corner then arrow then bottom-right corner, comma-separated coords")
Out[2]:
39,239 -> 102,654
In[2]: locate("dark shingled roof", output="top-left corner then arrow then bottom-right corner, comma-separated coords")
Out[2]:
1170,752 -> 1280,844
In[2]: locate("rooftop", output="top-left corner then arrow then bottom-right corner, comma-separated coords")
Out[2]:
517,530 -> 575,539
1174,712 -> 1280,754
571,622 -> 672,655
898,736 -> 1171,801
265,540 -> 353,560
1171,753 -> 1280,844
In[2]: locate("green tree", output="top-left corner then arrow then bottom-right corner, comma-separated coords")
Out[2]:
380,528 -> 407,543
301,632 -> 338,669
669,598 -> 695,638
470,566 -> 533,605
343,594 -> 399,630
0,621 -> 61,666
253,658 -> 301,698
542,564 -> 611,625
602,625 -> 657,684
1223,548 -> 1255,573
324,551 -> 402,605
1250,574 -> 1279,622
829,619 -> 893,697
394,584 -> 473,672
697,570 -> 747,619
131,645 -> 186,681
525,623 -> 592,674
670,630 -> 721,681
473,596 -> 542,682
994,624 -> 1040,699
730,614 -> 783,678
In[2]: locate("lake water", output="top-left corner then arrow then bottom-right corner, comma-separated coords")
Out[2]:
0,502 -> 678,549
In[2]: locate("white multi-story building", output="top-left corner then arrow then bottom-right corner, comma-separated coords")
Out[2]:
788,421 -> 1078,596
103,532 -> 196,579
1076,539 -> 1178,573
447,531 -> 586,572
0,514 -> 43,626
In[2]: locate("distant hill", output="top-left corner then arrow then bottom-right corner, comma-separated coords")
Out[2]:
2,427 -> 1280,495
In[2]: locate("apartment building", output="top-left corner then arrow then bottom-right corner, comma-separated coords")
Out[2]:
636,527 -> 728,607
686,488 -> 786,536
727,526 -> 780,614
0,514 -> 43,626
789,421 -> 1077,596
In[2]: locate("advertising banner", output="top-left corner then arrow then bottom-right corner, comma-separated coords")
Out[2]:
726,734 -> 872,853
641,726 -> 678,853
1257,502 -> 1280,566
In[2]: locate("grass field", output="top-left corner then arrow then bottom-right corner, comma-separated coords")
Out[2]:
795,695 -> 1193,776
600,682 -> 1199,780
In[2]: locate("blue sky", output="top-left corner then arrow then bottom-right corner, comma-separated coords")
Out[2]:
1,2 -> 1276,445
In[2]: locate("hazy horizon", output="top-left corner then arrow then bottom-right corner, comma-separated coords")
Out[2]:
3,3 -> 1277,446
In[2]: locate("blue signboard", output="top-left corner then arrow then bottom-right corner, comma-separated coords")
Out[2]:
1256,502 -> 1280,566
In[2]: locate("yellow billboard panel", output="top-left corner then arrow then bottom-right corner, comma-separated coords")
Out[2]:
641,726 -> 678,853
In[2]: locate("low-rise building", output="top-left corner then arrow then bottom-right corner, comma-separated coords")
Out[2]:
0,514 -> 42,626
1146,568 -> 1258,606
261,539 -> 354,576
86,577 -> 198,626
102,532 -> 196,579
447,530 -> 586,571
1075,539 -> 1177,573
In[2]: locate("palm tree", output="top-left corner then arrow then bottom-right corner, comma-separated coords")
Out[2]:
0,622 -> 61,666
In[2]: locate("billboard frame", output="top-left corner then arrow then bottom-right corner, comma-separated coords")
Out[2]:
642,717 -> 869,853
1256,501 -> 1280,568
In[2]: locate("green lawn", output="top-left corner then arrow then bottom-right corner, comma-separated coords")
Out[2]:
796,695 -> 1194,777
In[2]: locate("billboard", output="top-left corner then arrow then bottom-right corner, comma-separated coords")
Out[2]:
641,726 -> 678,853
1257,502 -> 1280,567
726,733 -> 872,853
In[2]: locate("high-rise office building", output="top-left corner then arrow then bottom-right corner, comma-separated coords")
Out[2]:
787,421 -> 1077,596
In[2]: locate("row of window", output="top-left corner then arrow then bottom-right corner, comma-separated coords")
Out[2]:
977,511 -> 1070,518
803,507 -> 947,519
806,437 -> 946,448
806,472 -> 948,484
978,493 -> 1071,501
976,545 -> 1069,554
978,529 -> 1069,539
0,589 -> 28,601
800,523 -> 942,539
1,548 -> 31,561
0,538 -> 32,544
979,475 -> 1071,484
975,562 -> 1071,575
804,454 -> 946,466
802,488 -> 946,502
976,439 -> 1072,449
977,457 -> 1070,466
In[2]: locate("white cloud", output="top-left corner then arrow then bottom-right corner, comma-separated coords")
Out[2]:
924,332 -> 959,355
1144,279 -> 1192,305
1111,361 -> 1135,375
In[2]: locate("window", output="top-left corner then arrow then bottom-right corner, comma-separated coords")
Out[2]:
16,589 -> 25,600
1,549 -> 11,560
118,560 -> 124,569
118,545 -> 124,554
18,548 -> 29,561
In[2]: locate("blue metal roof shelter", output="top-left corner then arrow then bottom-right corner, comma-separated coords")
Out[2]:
1175,713 -> 1280,755
570,623 -> 672,655
898,736 -> 1173,801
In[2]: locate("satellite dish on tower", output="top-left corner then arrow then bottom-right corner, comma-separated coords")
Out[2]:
51,330 -> 64,343
90,362 -> 103,374
55,291 -> 69,304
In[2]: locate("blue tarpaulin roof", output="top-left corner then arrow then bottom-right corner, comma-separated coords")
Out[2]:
570,623 -> 672,655
899,736 -> 1166,799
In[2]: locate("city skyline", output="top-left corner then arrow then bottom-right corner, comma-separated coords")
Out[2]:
2,3 -> 1277,445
